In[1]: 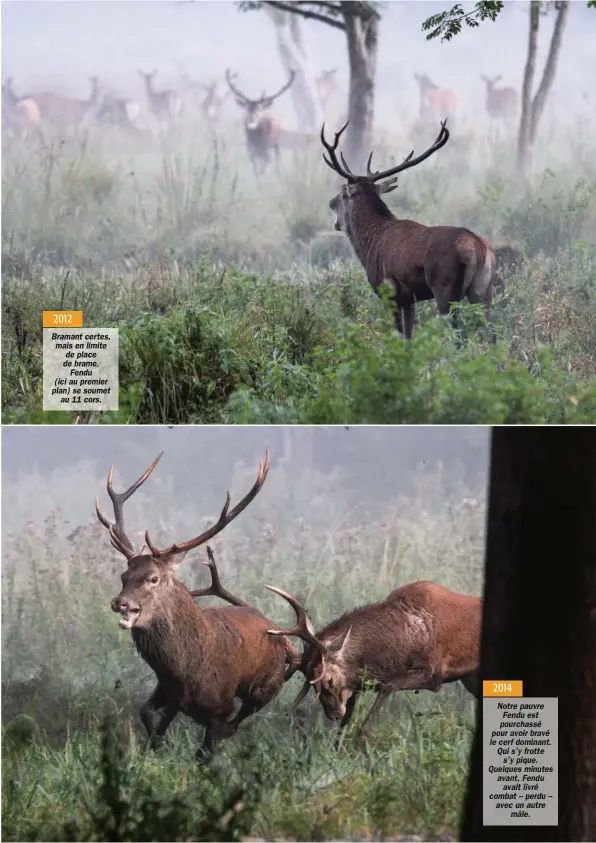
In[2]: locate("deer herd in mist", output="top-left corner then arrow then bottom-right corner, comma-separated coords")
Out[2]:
3,62 -> 515,340
96,449 -> 482,763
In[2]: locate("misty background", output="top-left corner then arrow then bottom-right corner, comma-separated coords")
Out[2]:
3,0 -> 595,129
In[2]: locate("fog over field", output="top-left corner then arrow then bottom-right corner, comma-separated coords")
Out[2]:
3,0 -> 595,129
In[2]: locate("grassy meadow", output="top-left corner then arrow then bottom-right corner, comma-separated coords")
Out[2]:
2,112 -> 596,424
2,453 -> 485,841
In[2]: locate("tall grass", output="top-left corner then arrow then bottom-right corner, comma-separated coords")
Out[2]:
2,463 -> 484,841
2,118 -> 595,424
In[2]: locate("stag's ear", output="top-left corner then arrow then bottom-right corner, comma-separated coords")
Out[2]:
328,625 -> 351,654
378,177 -> 398,194
160,550 -> 190,572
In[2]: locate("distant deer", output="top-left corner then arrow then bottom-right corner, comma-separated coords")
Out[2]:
96,449 -> 299,762
226,68 -> 295,177
316,67 -> 338,113
480,75 -> 517,129
138,70 -> 182,128
414,73 -> 457,124
201,80 -> 230,123
320,120 -> 497,339
25,76 -> 100,131
96,92 -> 143,137
266,581 -> 481,742
2,77 -> 41,136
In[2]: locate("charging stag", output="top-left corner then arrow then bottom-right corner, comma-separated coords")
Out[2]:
267,581 -> 481,741
96,449 -> 299,762
226,68 -> 295,176
321,120 -> 497,338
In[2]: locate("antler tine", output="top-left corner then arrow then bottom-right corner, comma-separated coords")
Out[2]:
145,449 -> 270,558
264,584 -> 327,685
263,69 -> 295,104
368,119 -> 450,183
225,68 -> 250,104
95,452 -> 163,559
190,546 -> 249,608
320,120 -> 354,182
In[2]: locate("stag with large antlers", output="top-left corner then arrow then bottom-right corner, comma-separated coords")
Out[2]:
226,69 -> 295,177
321,120 -> 497,339
266,581 -> 481,742
96,449 -> 299,762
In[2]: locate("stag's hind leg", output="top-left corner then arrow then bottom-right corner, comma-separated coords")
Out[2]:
140,683 -> 179,750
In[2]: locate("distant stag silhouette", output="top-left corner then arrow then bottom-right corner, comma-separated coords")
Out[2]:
96,449 -> 299,763
267,581 -> 481,742
321,119 -> 497,339
226,68 -> 295,177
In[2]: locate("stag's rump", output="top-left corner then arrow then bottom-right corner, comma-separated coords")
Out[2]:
423,226 -> 496,305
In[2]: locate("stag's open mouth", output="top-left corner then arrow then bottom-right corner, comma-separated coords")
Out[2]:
118,608 -> 140,629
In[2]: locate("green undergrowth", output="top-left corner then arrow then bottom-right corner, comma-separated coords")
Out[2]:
3,126 -> 596,424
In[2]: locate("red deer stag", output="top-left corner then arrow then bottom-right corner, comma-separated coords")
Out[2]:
95,448 -> 298,762
320,120 -> 497,339
480,75 -> 517,128
138,70 -> 182,128
266,581 -> 481,742
414,73 -> 457,124
225,68 -> 295,177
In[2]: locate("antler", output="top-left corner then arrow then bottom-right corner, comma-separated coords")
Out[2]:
190,546 -> 249,607
320,121 -> 356,182
322,119 -> 449,188
264,585 -> 328,693
262,71 -> 295,106
144,449 -> 270,559
95,453 -> 163,560
225,68 -> 251,104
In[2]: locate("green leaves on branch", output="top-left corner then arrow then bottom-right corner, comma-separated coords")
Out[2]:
422,1 -> 503,41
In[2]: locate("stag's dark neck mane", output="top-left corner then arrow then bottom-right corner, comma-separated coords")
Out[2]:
131,579 -> 206,679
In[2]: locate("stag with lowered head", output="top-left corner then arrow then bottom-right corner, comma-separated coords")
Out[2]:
226,69 -> 295,177
96,449 -> 299,762
266,580 -> 481,742
321,120 -> 497,339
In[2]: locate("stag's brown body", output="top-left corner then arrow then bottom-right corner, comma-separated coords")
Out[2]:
321,121 -> 496,338
96,449 -> 298,762
128,579 -> 288,751
226,69 -> 295,177
268,580 -> 481,741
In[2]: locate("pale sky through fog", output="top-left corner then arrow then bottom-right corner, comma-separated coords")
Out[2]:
2,0 -> 595,129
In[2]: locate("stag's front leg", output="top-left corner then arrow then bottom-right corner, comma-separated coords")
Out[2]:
334,692 -> 360,748
355,687 -> 392,743
140,684 -> 178,750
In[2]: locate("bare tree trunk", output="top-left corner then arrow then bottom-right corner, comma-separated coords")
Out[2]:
461,427 -> 596,842
265,4 -> 324,132
342,4 -> 378,167
529,1 -> 570,145
517,1 -> 569,177
517,1 -> 540,177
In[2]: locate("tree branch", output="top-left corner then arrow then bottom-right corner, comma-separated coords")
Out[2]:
240,1 -> 346,29
529,0 -> 570,143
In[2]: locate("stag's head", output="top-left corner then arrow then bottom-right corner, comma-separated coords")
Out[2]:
265,585 -> 355,720
320,121 -> 450,234
225,69 -> 295,130
96,450 -> 270,630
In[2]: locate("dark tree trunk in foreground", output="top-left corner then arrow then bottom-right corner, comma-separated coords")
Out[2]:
517,0 -> 570,177
461,427 -> 596,841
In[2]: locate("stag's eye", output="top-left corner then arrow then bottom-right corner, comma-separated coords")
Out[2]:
150,575 -> 159,584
